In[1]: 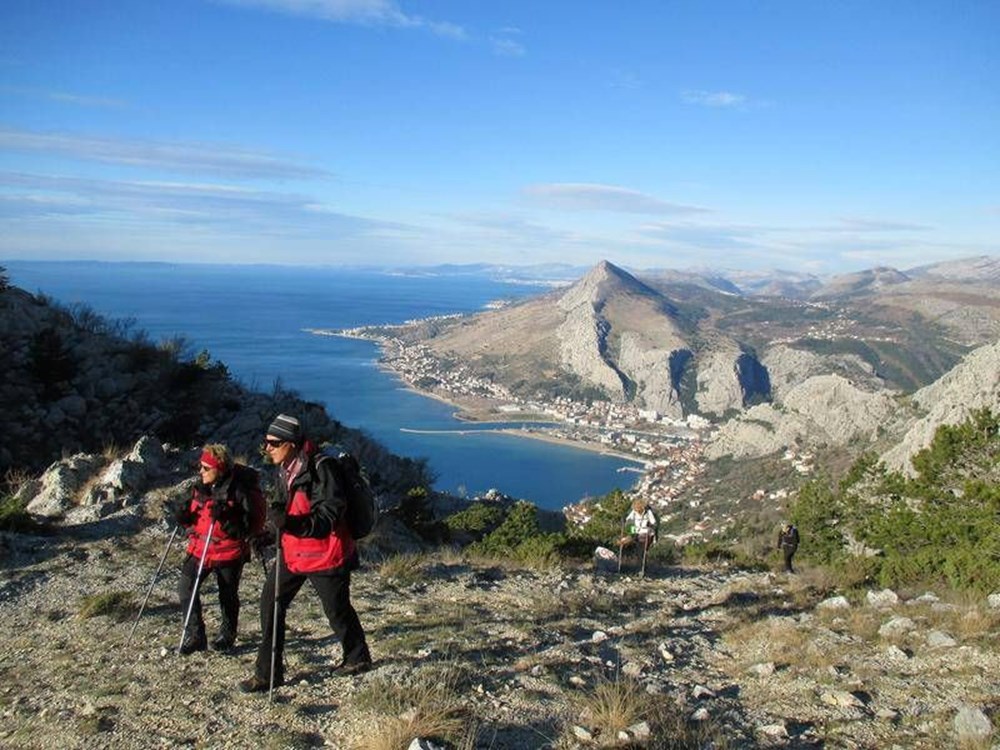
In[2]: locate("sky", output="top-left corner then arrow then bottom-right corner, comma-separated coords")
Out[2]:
0,0 -> 997,274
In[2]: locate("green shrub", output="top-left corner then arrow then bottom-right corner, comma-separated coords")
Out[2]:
0,492 -> 44,534
789,409 -> 1000,593
466,501 -> 567,566
567,489 -> 634,547
444,501 -> 506,539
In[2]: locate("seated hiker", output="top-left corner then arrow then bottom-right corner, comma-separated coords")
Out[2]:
777,522 -> 800,573
620,499 -> 658,553
171,444 -> 253,654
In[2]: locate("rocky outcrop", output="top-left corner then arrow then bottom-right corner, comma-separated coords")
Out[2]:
706,374 -> 899,460
881,340 -> 1000,474
763,344 -> 884,400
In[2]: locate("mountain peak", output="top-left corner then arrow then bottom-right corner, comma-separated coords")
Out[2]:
559,260 -> 659,311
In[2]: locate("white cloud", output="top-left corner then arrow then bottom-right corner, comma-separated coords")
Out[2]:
0,86 -> 126,108
491,37 -> 526,57
834,217 -> 933,232
220,0 -> 468,39
681,89 -> 748,108
0,128 -> 329,180
0,171 -> 380,236
523,183 -> 709,216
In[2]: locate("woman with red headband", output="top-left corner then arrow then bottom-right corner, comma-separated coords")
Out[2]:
172,443 -> 253,654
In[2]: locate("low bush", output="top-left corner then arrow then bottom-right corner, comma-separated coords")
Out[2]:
790,408 -> 1000,593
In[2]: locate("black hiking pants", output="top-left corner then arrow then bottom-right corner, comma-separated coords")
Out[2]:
178,555 -> 244,637
255,558 -> 370,683
781,545 -> 797,573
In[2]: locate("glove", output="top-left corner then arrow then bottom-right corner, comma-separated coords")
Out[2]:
251,531 -> 275,559
267,504 -> 287,531
172,502 -> 195,527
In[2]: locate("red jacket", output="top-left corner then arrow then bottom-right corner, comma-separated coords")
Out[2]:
184,473 -> 249,566
277,447 -> 356,574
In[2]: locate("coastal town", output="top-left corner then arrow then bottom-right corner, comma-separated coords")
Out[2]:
310,323 -> 748,537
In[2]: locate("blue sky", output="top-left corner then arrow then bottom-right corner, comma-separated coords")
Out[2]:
1,0 -> 997,273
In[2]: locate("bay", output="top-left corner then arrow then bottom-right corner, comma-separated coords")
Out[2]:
4,260 -> 639,509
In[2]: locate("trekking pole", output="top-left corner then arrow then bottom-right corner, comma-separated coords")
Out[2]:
269,534 -> 282,703
177,520 -> 215,654
616,518 -> 626,574
126,525 -> 180,646
640,535 -> 649,579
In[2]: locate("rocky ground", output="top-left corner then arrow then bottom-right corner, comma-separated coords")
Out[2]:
2,499 -> 999,750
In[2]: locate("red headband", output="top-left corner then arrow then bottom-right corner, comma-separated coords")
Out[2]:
199,451 -> 224,470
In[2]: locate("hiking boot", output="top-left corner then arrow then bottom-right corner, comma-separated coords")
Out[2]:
239,674 -> 282,693
210,631 -> 235,652
332,658 -> 372,676
179,632 -> 207,655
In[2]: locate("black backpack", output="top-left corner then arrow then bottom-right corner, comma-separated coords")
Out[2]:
316,449 -> 378,539
231,463 -> 266,539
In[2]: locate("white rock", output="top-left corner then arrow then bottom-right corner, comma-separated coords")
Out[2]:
408,739 -> 445,750
885,645 -> 910,660
571,725 -> 593,741
878,616 -> 915,637
817,595 -> 851,610
747,662 -> 776,677
758,723 -> 788,738
954,704 -> 993,741
591,630 -> 608,643
987,593 -> 1000,610
926,630 -> 957,648
820,690 -> 865,709
691,707 -> 710,721
867,589 -> 899,608
692,685 -> 716,700
627,721 -> 651,740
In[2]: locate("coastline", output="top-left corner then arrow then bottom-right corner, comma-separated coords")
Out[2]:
495,427 -> 649,467
393,378 -> 648,467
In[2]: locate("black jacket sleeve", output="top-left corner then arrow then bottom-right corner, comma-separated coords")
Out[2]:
285,457 -> 347,538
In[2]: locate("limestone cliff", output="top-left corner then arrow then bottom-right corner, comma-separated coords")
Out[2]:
881,340 -> 1000,474
706,374 -> 900,460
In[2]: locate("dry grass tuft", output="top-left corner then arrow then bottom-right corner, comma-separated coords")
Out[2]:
569,676 -> 651,741
78,590 -> 135,622
378,553 -> 427,586
351,663 -> 472,750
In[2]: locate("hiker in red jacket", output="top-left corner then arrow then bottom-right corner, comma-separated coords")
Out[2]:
172,443 -> 252,654
240,414 -> 372,694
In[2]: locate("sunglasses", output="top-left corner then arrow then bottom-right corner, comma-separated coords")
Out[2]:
198,464 -> 215,471
263,438 -> 287,448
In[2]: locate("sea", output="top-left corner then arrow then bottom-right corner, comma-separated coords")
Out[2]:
4,260 -> 640,510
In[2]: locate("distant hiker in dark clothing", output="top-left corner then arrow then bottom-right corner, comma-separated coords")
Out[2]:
240,414 -> 372,694
173,444 -> 252,654
778,522 -> 799,573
